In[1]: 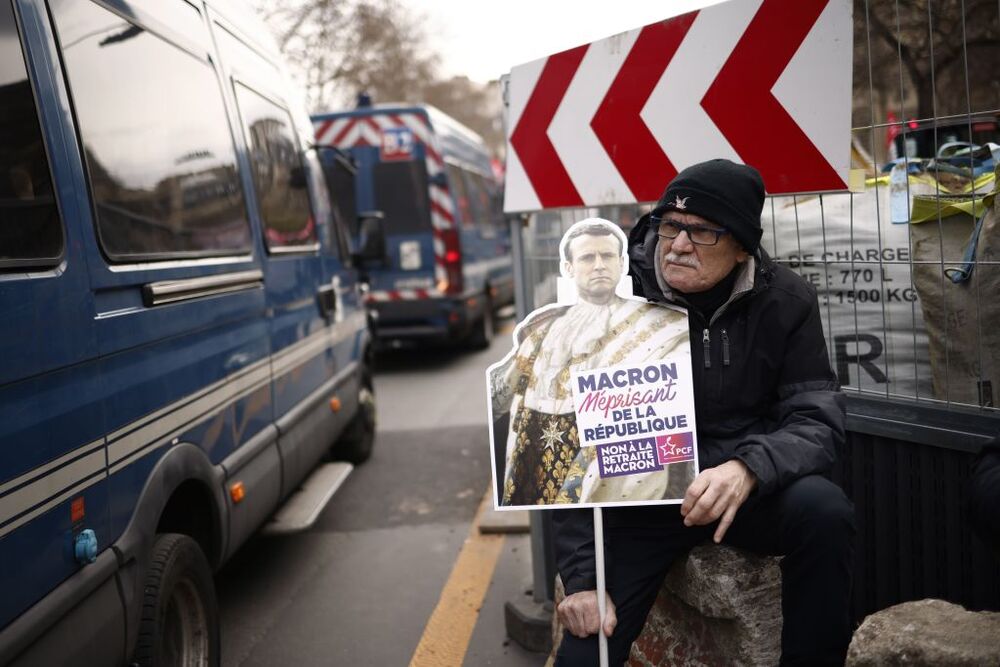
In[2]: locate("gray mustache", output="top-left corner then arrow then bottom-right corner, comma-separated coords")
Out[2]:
663,252 -> 700,269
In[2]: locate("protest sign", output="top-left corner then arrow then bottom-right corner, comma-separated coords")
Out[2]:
487,218 -> 697,510
573,360 -> 696,489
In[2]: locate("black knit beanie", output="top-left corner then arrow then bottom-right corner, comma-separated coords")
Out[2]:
652,159 -> 765,253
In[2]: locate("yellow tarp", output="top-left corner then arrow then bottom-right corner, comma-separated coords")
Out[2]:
909,172 -> 997,223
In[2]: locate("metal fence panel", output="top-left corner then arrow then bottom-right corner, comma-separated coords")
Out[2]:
835,431 -> 1000,619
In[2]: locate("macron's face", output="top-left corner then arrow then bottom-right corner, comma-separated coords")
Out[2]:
565,234 -> 622,304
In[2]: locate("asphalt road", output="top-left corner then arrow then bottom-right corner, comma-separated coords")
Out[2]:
217,322 -> 548,666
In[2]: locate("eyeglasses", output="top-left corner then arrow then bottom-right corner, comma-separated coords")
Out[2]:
652,217 -> 731,246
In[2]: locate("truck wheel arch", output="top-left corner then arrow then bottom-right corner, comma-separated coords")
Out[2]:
112,443 -> 226,658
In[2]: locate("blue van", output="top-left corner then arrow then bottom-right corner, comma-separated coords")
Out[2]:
312,104 -> 514,348
0,0 -> 380,664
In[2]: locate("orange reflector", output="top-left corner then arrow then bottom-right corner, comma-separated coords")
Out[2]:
449,312 -> 460,324
71,497 -> 85,523
329,397 -> 342,412
467,298 -> 478,308
230,482 -> 245,504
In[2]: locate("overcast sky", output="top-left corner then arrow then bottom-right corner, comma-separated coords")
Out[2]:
408,0 -> 728,84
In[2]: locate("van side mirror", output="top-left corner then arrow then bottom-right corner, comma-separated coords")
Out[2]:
353,211 -> 386,264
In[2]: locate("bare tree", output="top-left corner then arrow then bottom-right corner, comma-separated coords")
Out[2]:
422,76 -> 505,156
254,0 -> 441,111
857,0 -> 1000,122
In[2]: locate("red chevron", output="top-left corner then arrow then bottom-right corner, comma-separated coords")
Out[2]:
313,118 -> 333,142
509,45 -> 588,208
702,0 -> 844,192
591,13 -> 698,202
331,118 -> 356,145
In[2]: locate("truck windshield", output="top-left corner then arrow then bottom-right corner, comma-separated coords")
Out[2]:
373,160 -> 431,234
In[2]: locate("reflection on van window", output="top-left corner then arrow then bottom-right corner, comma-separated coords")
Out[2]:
50,0 -> 250,260
0,0 -> 62,267
234,84 -> 316,249
374,161 -> 431,234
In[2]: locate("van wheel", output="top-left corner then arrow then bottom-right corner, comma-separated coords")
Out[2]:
467,294 -> 494,349
332,369 -> 376,464
133,533 -> 219,667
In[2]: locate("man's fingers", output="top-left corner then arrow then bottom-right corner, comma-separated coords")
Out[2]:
584,603 -> 602,635
558,591 -> 605,638
707,488 -> 732,522
557,600 -> 581,637
574,608 -> 593,637
714,503 -> 739,543
685,484 -> 721,525
681,473 -> 710,515
603,597 -> 618,637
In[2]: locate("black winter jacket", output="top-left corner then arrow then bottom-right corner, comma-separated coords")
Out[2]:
552,215 -> 846,596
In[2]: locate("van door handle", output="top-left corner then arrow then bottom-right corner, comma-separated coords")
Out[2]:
317,284 -> 337,317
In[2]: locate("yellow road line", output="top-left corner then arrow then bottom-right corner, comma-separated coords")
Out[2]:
409,489 -> 505,667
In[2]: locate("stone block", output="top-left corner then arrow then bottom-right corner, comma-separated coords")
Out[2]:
549,545 -> 782,666
847,598 -> 1000,666
504,595 -> 553,653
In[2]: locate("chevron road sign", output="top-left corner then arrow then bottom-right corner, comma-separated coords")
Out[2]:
503,0 -> 853,213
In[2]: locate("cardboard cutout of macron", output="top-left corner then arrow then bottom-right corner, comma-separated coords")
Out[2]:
487,218 -> 698,510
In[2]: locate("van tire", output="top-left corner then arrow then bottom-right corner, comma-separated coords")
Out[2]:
467,294 -> 494,349
133,533 -> 219,667
332,367 -> 376,464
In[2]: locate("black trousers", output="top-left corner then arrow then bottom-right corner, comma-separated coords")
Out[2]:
555,475 -> 856,666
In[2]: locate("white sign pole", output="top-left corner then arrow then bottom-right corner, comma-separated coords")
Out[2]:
594,507 -> 609,667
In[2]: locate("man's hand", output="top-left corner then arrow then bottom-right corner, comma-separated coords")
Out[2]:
680,459 -> 757,543
557,590 -> 617,638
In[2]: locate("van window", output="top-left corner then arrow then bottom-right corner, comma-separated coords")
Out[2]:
322,152 -> 359,239
462,171 -> 490,225
373,160 -> 431,234
50,0 -> 251,261
467,172 -> 500,237
0,0 -> 63,268
445,164 -> 472,227
234,83 -> 317,250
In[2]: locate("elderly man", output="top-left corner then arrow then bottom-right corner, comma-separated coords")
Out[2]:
490,218 -> 690,507
553,160 -> 856,666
